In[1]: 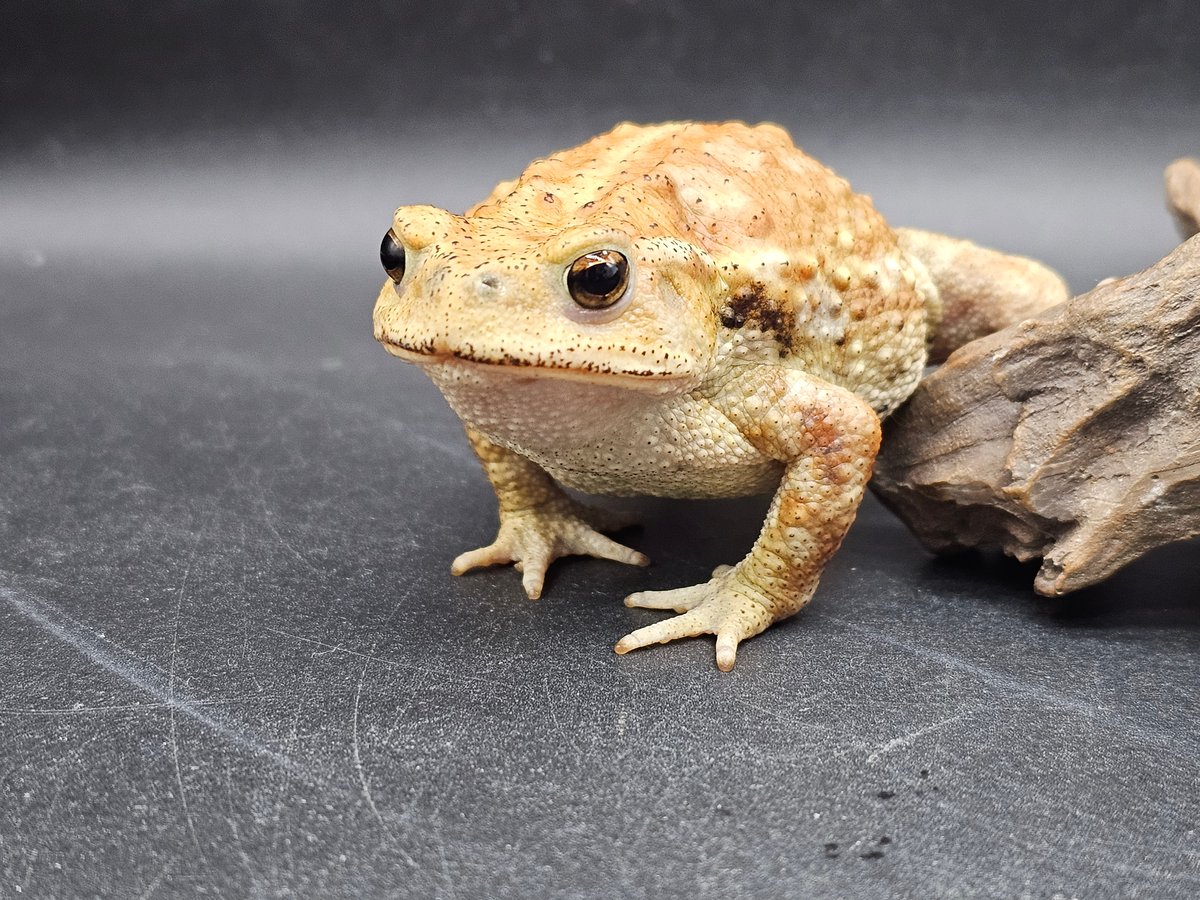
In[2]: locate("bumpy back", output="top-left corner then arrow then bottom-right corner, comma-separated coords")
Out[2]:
473,122 -> 935,414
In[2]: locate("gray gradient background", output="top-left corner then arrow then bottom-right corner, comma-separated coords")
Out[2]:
2,2 -> 1199,898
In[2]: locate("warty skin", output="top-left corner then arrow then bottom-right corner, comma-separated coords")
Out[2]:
373,121 -> 1068,670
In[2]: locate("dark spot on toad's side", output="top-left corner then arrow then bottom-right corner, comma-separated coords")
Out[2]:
718,281 -> 795,352
860,850 -> 886,860
823,842 -> 839,858
877,790 -> 895,800
878,836 -> 892,846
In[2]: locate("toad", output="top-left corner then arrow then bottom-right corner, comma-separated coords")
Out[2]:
373,121 -> 1067,670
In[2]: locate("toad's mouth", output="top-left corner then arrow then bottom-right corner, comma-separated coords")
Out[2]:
376,334 -> 694,391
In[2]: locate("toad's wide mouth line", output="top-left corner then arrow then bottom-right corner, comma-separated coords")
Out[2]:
376,335 -> 692,388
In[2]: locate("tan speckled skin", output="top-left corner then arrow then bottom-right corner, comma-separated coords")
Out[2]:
372,121 -> 1066,670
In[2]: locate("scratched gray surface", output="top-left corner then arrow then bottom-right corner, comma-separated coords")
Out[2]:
3,127 -> 1200,900
5,2 -> 1200,894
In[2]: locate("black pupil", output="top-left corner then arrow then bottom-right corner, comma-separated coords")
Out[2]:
380,231 -> 405,281
576,259 -> 622,297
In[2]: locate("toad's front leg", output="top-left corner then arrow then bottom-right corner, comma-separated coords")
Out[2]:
615,371 -> 881,671
452,426 -> 649,599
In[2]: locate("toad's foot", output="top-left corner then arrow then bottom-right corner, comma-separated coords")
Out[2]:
615,568 -> 778,672
451,498 -> 648,599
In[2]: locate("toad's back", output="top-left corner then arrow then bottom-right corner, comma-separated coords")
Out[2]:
469,121 -> 937,414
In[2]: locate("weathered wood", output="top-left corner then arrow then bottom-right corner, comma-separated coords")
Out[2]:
873,229 -> 1200,596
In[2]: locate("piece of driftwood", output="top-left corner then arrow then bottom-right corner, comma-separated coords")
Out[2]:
873,226 -> 1200,596
1166,157 -> 1200,239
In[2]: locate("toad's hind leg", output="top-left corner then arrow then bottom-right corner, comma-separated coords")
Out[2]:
897,227 -> 1069,363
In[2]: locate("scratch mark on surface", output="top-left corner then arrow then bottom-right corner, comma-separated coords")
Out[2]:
20,849 -> 38,893
1,580 -> 303,774
352,666 -> 386,828
224,757 -> 257,882
264,627 -> 398,667
541,672 -> 564,734
169,546 -> 203,857
733,695 -> 828,733
867,713 -> 965,763
0,698 -> 279,716
284,693 -> 306,761
432,813 -> 458,900
347,664 -> 421,871
835,618 -> 1190,756
251,476 -> 322,576
1077,834 -> 1200,863
262,625 -> 507,693
942,771 -> 1200,887
136,854 -> 177,900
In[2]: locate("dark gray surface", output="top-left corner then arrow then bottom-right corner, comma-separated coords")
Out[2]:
2,251 -> 1200,899
4,1 -> 1200,897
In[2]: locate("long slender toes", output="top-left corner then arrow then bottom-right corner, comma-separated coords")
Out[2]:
624,585 -> 709,611
581,532 -> 650,567
513,543 -> 554,598
714,631 -> 740,672
521,566 -> 546,600
614,610 -> 711,655
616,578 -> 775,669
451,545 -> 509,575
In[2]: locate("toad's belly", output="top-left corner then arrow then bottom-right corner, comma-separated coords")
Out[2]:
427,358 -> 784,498
522,447 -> 785,499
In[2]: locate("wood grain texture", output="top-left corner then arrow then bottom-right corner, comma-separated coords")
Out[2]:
873,216 -> 1200,595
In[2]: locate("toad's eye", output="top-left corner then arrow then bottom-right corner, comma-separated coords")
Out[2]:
380,229 -> 406,283
566,250 -> 629,309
